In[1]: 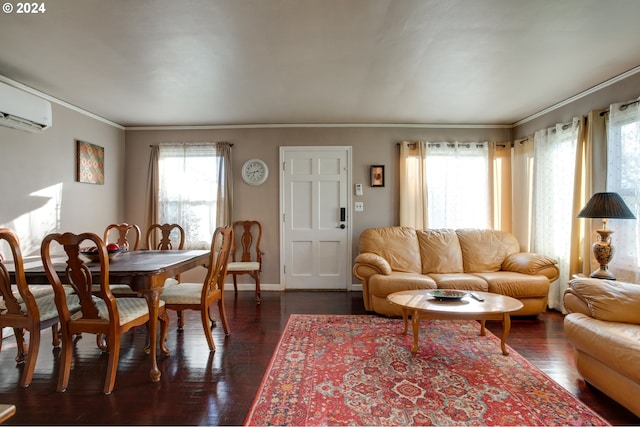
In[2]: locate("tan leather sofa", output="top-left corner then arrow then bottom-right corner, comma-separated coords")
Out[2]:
353,227 -> 559,316
563,278 -> 640,417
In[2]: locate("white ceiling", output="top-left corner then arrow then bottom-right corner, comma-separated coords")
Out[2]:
1,0 -> 640,127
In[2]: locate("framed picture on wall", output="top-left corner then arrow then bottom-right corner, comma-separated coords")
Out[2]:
76,140 -> 104,184
370,165 -> 384,187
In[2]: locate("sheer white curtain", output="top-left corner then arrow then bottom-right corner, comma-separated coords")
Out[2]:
606,98 -> 640,282
531,118 -> 580,310
399,141 -> 491,229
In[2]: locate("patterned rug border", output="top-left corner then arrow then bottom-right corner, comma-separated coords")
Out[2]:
245,314 -> 609,426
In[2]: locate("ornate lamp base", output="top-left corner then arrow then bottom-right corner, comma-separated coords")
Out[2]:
590,266 -> 616,280
590,229 -> 616,280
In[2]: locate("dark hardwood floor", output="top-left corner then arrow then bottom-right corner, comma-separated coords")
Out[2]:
0,291 -> 638,425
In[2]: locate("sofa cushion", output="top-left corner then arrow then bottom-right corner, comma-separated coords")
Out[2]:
456,229 -> 520,273
358,227 -> 421,273
368,272 -> 437,297
427,273 -> 488,291
417,229 -> 464,274
472,271 -> 549,298
565,278 -> 640,324
565,313 -> 640,385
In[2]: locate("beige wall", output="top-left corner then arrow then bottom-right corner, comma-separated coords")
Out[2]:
0,102 -> 125,257
124,126 -> 511,286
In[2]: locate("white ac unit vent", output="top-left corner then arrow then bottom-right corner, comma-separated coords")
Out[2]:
0,81 -> 52,133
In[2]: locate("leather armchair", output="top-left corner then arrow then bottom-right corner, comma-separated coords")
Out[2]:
563,278 -> 640,417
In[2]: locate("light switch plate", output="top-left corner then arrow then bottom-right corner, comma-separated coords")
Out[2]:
355,184 -> 363,196
355,202 -> 364,212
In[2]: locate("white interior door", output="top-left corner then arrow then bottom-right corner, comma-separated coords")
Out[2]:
280,146 -> 351,290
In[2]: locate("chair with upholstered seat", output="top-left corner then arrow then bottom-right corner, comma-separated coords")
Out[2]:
227,220 -> 263,303
41,231 -> 169,394
160,226 -> 232,351
145,223 -> 185,251
145,222 -> 187,325
0,227 -> 80,388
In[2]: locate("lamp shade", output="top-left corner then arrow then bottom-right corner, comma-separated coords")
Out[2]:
577,192 -> 636,219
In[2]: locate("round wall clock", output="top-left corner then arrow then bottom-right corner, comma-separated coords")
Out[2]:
241,159 -> 269,185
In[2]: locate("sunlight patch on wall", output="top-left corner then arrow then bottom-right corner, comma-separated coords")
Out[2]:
0,183 -> 63,259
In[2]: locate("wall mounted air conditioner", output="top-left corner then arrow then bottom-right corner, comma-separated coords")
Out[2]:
0,81 -> 52,133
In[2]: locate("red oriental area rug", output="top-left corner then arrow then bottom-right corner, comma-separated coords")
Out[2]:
244,314 -> 609,426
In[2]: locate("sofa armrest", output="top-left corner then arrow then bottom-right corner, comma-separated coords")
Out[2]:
564,278 -> 640,324
353,252 -> 392,279
501,252 -> 559,282
562,291 -> 592,316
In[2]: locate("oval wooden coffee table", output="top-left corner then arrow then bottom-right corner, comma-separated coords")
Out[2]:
387,290 -> 523,356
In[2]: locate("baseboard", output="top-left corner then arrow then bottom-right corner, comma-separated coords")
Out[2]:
224,283 -> 282,292
224,283 -> 363,292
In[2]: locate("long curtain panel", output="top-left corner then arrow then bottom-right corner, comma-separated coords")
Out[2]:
145,145 -> 160,236
531,118 -> 580,310
569,112 -> 603,279
216,142 -> 233,227
491,142 -> 512,233
399,141 -> 428,228
606,98 -> 640,282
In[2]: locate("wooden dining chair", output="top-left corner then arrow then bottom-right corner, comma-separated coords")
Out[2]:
103,223 -> 141,251
227,220 -> 263,303
145,223 -> 185,251
160,226 -> 232,351
145,222 -> 187,324
41,231 -> 169,394
97,223 -> 143,297
0,227 -> 80,388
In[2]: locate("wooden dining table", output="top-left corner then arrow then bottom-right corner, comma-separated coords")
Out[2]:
7,249 -> 210,383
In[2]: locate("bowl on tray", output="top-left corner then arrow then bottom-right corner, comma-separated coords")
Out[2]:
428,290 -> 467,301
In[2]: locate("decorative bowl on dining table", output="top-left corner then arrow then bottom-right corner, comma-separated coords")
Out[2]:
80,244 -> 123,262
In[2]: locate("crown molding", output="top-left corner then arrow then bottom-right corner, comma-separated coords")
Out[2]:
0,75 -> 124,130
512,65 -> 640,127
125,122 -> 512,131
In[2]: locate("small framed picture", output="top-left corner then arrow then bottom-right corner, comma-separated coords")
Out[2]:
370,165 -> 385,187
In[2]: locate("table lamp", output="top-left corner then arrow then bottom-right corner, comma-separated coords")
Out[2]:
577,192 -> 636,279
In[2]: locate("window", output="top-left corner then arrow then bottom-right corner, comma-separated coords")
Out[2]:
399,141 -> 491,229
607,101 -> 640,281
158,144 -> 221,249
425,142 -> 490,228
